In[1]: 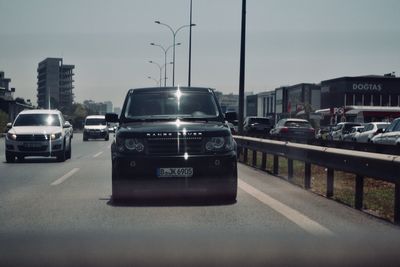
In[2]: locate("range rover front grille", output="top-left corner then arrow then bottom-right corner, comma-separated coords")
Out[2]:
146,137 -> 203,155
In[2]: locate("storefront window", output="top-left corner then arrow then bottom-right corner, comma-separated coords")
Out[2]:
364,94 -> 371,106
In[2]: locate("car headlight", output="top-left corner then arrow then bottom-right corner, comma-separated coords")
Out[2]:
50,132 -> 62,140
205,136 -> 234,152
117,138 -> 145,153
7,133 -> 17,140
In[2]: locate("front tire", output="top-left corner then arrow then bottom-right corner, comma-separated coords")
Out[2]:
111,165 -> 121,202
6,152 -> 15,163
57,144 -> 66,162
66,139 -> 72,159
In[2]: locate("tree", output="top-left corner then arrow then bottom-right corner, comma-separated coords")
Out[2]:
70,103 -> 88,129
0,110 -> 8,133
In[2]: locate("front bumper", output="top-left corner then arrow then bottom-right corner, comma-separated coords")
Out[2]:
111,152 -> 237,199
84,130 -> 108,139
5,138 -> 64,157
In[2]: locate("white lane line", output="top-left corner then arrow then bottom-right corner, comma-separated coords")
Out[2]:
238,179 -> 334,236
93,151 -> 104,158
51,168 -> 80,186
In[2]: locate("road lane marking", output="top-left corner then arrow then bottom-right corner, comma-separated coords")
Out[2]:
51,168 -> 80,186
93,151 -> 104,158
238,179 -> 334,236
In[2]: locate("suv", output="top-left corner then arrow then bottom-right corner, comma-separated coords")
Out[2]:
5,109 -> 72,162
83,115 -> 109,141
243,117 -> 273,136
106,87 -> 238,202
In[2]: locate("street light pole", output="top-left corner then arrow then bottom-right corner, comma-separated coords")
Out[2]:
155,21 -> 195,87
188,0 -> 193,87
148,60 -> 162,87
238,0 -> 246,135
150,42 -> 181,87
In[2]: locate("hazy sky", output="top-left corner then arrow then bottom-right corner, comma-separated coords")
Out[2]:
1,0 -> 400,108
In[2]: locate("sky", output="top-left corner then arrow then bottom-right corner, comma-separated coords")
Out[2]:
1,0 -> 400,108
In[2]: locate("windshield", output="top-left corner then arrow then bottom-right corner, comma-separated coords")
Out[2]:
85,118 -> 106,125
124,90 -> 219,120
284,121 -> 311,128
13,114 -> 60,127
250,118 -> 270,125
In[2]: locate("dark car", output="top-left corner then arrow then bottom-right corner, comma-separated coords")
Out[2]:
106,87 -> 238,202
243,117 -> 273,136
270,118 -> 315,141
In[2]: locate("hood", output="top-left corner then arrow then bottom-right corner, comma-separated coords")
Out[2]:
117,121 -> 230,138
9,126 -> 62,135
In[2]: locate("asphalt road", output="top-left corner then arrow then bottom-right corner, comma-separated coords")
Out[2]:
1,133 -> 400,267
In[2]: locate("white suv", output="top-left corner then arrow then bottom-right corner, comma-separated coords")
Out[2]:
5,109 -> 72,162
83,115 -> 109,141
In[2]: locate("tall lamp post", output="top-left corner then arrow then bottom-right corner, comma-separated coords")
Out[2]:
150,42 -> 181,87
148,60 -> 162,87
155,20 -> 195,87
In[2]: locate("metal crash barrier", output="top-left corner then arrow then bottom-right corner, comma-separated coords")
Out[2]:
234,135 -> 400,225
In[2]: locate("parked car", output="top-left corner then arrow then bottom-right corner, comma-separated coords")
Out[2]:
316,126 -> 333,140
269,118 -> 315,141
342,126 -> 364,142
105,86 -> 238,202
355,122 -> 390,143
83,115 -> 109,141
371,118 -> 400,145
330,122 -> 362,141
5,109 -> 72,162
243,117 -> 273,136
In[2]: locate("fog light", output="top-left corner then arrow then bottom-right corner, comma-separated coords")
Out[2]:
214,159 -> 220,166
130,161 -> 136,167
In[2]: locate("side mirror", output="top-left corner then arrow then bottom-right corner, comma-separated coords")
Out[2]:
376,128 -> 384,134
225,111 -> 237,122
106,113 -> 119,123
63,121 -> 71,128
6,123 -> 12,130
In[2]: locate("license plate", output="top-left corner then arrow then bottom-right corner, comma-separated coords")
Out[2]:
23,142 -> 43,148
157,167 -> 193,178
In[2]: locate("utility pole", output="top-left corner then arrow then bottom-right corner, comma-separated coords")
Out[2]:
188,0 -> 193,87
238,0 -> 246,135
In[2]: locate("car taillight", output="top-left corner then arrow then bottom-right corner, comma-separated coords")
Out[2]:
280,127 -> 289,133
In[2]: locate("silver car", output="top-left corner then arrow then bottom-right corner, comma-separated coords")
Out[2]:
371,118 -> 400,145
5,109 -> 72,162
356,122 -> 390,143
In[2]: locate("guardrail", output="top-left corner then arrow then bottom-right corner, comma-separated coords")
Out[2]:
245,133 -> 400,155
234,135 -> 400,225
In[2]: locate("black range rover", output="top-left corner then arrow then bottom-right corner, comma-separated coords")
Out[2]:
106,87 -> 237,202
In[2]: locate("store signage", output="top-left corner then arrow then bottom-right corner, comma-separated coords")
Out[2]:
352,83 -> 382,91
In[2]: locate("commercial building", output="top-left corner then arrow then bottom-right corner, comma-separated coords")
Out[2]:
245,73 -> 400,126
256,91 -> 275,118
1,71 -> 33,122
0,71 -> 14,100
320,74 -> 400,109
37,58 -> 74,111
104,101 -> 113,113
84,100 -> 108,115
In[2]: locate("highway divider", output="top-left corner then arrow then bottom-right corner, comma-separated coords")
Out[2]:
234,135 -> 400,225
